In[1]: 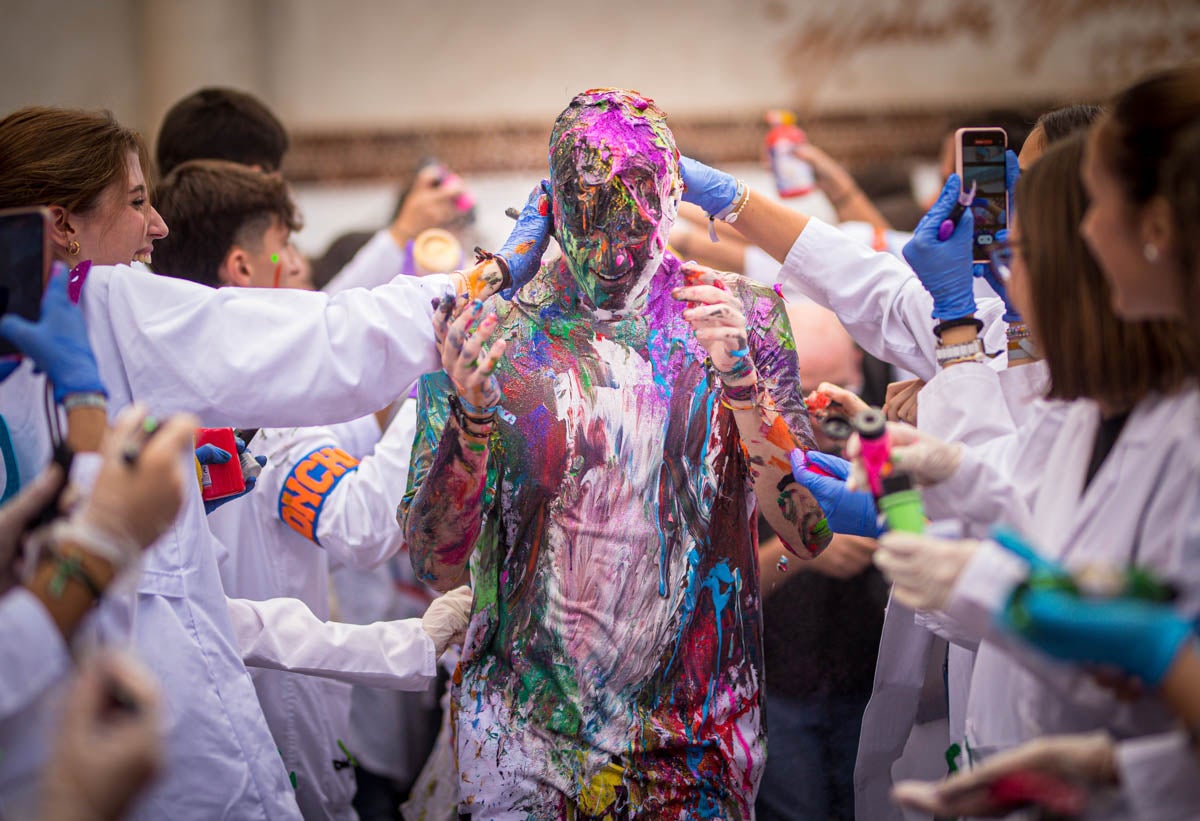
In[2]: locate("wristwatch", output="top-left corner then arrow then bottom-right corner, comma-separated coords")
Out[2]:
935,338 -> 986,368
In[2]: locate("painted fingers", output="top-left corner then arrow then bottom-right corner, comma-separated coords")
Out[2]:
441,299 -> 506,410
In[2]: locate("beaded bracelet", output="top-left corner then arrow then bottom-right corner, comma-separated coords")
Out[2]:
448,393 -> 497,439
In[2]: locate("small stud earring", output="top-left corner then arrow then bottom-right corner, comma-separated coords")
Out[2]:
1144,243 -> 1160,262
67,239 -> 81,256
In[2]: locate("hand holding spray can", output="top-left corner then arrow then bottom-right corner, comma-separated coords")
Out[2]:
853,409 -> 926,534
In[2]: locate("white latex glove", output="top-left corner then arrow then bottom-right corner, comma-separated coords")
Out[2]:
846,421 -> 962,491
422,585 -> 473,657
892,731 -> 1116,818
40,651 -> 164,821
874,532 -> 978,611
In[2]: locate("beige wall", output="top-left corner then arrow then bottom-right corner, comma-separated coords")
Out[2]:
2,0 -> 1197,136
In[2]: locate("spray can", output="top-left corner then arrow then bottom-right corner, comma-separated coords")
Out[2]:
765,110 -> 815,198
853,409 -> 926,534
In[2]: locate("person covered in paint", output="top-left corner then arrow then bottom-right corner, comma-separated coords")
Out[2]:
400,88 -> 831,820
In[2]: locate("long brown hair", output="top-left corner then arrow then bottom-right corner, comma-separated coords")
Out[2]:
0,106 -> 150,214
1018,135 -> 1195,408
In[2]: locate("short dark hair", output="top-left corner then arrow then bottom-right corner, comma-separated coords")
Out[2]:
155,88 -> 289,176
1017,135 -> 1196,408
152,159 -> 301,287
1035,104 -> 1104,145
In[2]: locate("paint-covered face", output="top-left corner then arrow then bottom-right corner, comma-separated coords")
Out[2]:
549,89 -> 682,313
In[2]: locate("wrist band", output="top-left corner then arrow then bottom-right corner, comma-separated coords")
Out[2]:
932,317 -> 984,338
708,181 -> 750,241
44,545 -> 105,602
62,392 -> 108,411
448,393 -> 497,439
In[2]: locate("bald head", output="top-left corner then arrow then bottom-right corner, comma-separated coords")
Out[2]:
787,301 -> 863,391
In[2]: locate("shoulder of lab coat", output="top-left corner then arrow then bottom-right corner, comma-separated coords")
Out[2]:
226,595 -> 436,690
1116,730 -> 1200,821
256,401 -> 419,570
778,217 -> 1007,380
80,262 -> 446,428
321,228 -> 406,296
0,589 -> 70,719
920,360 -> 1019,447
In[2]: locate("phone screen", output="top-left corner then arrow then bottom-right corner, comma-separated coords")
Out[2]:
0,209 -> 49,357
958,129 -> 1008,263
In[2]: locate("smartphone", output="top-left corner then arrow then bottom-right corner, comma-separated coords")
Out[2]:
0,207 -> 52,357
955,128 -> 1009,263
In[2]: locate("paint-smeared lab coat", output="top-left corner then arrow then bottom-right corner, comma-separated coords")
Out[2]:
853,360 -> 1052,820
0,263 -> 448,820
924,375 -> 1200,820
776,217 -> 1009,380
208,402 -> 432,821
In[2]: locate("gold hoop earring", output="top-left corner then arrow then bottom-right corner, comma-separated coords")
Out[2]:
67,240 -> 81,256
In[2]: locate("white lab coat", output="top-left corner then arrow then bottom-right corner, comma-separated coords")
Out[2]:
0,263 -> 448,820
208,404 -> 433,820
328,401 -> 443,787
929,384 -> 1200,820
777,218 -> 1009,380
853,360 -> 1053,820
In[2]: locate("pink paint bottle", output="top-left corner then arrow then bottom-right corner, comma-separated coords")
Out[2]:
853,408 -> 891,498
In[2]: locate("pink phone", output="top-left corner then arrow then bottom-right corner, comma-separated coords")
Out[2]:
954,127 -> 1009,263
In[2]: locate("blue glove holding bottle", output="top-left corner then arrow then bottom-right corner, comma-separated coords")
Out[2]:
679,156 -> 739,217
496,181 -> 553,299
1001,586 -> 1195,687
903,175 -> 977,320
789,449 -> 881,538
197,437 -> 266,515
0,263 -> 106,402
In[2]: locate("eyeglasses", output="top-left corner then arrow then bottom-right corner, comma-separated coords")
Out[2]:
988,237 -> 1027,284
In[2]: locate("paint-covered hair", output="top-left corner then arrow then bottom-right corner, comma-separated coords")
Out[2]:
548,88 -> 681,241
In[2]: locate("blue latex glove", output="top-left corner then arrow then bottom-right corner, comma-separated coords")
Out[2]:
1000,587 -> 1195,687
496,180 -> 552,299
789,449 -> 882,537
198,437 -> 265,514
974,230 -> 1022,323
679,156 -> 739,217
903,174 -> 977,320
0,358 -> 18,382
0,264 -> 106,402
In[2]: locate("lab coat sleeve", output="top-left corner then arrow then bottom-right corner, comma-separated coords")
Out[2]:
777,218 -> 1008,380
0,589 -> 71,719
919,361 -> 1019,448
227,596 -> 436,690
1116,731 -> 1200,821
322,229 -> 407,296
267,403 -> 419,570
83,263 -> 449,428
949,442 -> 1200,710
